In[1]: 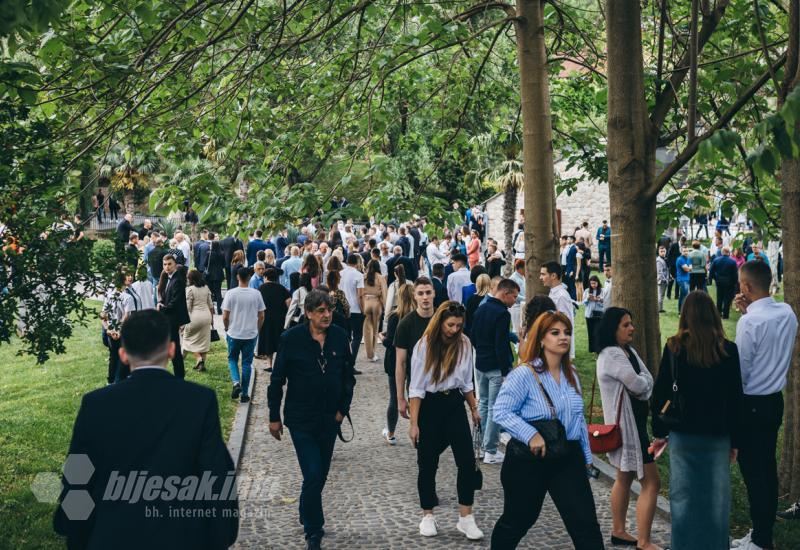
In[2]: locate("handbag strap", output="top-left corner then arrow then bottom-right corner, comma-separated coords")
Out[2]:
526,365 -> 558,418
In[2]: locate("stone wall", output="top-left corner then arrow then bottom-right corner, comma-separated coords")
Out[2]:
483,160 -> 610,253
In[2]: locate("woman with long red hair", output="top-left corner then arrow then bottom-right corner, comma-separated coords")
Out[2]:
491,311 -> 603,549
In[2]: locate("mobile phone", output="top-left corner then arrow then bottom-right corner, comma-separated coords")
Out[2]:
587,465 -> 600,479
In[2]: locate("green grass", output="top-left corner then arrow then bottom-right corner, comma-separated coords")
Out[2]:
0,303 -> 238,550
571,291 -> 799,548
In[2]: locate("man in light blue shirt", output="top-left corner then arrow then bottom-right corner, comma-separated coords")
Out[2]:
280,246 -> 303,289
732,260 -> 798,550
248,261 -> 266,290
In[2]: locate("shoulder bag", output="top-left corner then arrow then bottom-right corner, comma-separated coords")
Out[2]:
586,372 -> 624,454
471,422 -> 484,490
658,349 -> 683,429
505,364 -> 570,462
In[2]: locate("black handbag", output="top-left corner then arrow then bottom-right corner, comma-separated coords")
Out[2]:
506,365 -> 570,462
210,328 -> 220,342
471,423 -> 483,490
658,349 -> 683,429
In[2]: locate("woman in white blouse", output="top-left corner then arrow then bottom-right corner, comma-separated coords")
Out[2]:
408,301 -> 483,541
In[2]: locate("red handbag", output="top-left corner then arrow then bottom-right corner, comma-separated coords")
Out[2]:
586,374 -> 625,454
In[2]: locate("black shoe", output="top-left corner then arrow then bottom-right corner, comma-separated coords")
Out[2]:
306,535 -> 322,550
240,395 -> 250,404
610,535 -> 637,546
231,383 -> 241,399
353,368 -> 363,375
777,501 -> 800,520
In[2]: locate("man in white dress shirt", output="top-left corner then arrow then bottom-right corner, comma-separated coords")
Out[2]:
731,260 -> 798,550
540,261 -> 575,359
426,236 -> 447,275
446,254 -> 472,303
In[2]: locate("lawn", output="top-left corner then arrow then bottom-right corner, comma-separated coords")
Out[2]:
0,302 -> 238,550
570,288 -> 799,548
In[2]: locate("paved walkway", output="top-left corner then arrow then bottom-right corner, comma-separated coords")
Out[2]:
234,348 -> 671,549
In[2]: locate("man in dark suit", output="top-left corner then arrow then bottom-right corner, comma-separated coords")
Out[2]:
708,246 -> 739,319
395,227 -> 411,258
386,246 -> 416,285
219,234 -> 244,289
115,214 -> 134,255
54,310 -> 238,549
194,230 -> 211,272
157,254 -> 190,378
431,263 -> 448,309
564,237 -> 578,299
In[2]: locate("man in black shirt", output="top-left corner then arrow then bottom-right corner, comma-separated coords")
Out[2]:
394,277 -> 435,419
268,290 -> 356,550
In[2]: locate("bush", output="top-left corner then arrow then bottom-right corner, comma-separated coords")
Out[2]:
91,239 -> 118,280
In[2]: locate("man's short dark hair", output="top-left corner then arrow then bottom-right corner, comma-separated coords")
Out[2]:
414,276 -> 434,289
740,260 -> 772,292
255,229 -> 263,238
121,310 -> 170,362
541,261 -> 562,278
470,265 -> 487,283
304,289 -> 334,312
497,278 -> 521,294
368,238 -> 377,247
452,253 -> 468,265
208,231 -> 216,240
237,266 -> 253,281
346,254 -> 359,266
432,263 -> 445,278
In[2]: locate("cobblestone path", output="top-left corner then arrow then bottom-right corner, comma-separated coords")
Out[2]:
234,349 -> 671,549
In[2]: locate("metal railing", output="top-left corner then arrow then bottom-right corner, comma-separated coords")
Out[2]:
85,214 -> 166,232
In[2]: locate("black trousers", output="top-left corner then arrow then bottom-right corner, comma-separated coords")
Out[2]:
107,336 -> 122,384
417,392 -> 475,510
349,312 -> 365,360
491,442 -> 603,550
667,267 -> 677,298
689,272 -> 706,291
208,280 -> 223,313
738,393 -> 783,549
170,323 -> 185,378
715,281 -> 736,319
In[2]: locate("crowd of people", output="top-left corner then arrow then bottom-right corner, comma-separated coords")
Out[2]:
75,205 -> 798,550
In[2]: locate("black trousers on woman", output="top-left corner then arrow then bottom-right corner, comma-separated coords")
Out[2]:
417,391 -> 475,510
207,279 -> 223,314
491,442 -> 603,550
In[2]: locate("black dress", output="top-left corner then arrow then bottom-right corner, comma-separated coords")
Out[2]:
624,345 -> 655,463
258,282 -> 291,356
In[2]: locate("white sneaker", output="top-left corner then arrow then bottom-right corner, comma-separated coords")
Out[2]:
483,450 -> 505,464
499,432 -> 511,445
382,428 -> 397,446
372,355 -> 380,361
741,541 -> 765,550
478,449 -> 485,459
731,530 -> 752,548
456,514 -> 484,540
419,514 -> 438,537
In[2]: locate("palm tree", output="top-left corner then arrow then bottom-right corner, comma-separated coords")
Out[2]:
98,147 -> 159,215
491,158 -> 524,275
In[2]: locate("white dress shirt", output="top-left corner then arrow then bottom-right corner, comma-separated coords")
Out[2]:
735,296 -> 798,395
447,267 -> 472,303
549,283 -> 575,358
426,242 -> 447,266
408,335 -> 475,399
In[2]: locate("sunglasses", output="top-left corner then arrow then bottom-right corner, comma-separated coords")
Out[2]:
446,303 -> 466,314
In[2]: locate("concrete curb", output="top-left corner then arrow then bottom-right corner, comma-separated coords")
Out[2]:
592,454 -> 672,521
227,368 -> 256,471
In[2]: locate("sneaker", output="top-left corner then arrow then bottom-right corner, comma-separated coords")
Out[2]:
731,530 -> 752,548
372,355 -> 380,362
419,514 -> 438,537
456,514 -> 484,540
240,395 -> 250,404
382,428 -> 397,446
499,432 -> 511,446
740,541 -> 765,550
483,450 -> 505,464
777,500 -> 800,520
478,449 -> 485,459
231,383 -> 242,399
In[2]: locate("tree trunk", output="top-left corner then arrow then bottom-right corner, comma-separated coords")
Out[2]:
515,0 -> 559,296
779,0 -> 800,500
123,189 -> 135,215
605,0 -> 662,372
503,183 -> 518,276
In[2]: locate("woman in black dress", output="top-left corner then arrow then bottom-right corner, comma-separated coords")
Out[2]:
257,267 -> 290,370
204,240 -> 226,314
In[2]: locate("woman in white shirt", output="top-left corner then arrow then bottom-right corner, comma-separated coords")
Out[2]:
408,301 -> 483,541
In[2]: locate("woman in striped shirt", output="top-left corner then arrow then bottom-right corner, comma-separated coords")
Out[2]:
491,311 -> 603,549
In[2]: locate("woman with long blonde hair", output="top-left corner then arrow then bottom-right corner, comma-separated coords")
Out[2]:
492,311 -> 603,549
408,301 -> 483,541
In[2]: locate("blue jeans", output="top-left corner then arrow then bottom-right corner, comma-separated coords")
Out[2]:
677,280 -> 690,312
290,424 -> 338,539
226,336 -> 256,396
669,431 -> 731,550
476,369 -> 503,454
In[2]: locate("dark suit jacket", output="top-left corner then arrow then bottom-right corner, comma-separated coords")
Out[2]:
53,368 -> 238,549
194,240 -> 210,272
116,219 -> 133,243
709,255 -> 739,286
565,245 -> 577,277
161,268 -> 191,326
205,250 -> 226,282
469,296 -> 513,376
432,277 -> 448,309
396,236 -> 411,258
219,236 -> 244,266
386,254 -> 416,285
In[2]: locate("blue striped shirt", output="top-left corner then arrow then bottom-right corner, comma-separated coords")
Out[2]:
493,363 -> 592,464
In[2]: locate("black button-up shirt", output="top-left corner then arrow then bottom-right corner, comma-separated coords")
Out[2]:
268,323 -> 356,431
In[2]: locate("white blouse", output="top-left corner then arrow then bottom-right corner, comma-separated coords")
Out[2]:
408,335 -> 475,399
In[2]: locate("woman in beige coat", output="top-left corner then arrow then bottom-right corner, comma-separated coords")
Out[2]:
183,269 -> 214,371
595,307 -> 660,550
362,260 -> 387,362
